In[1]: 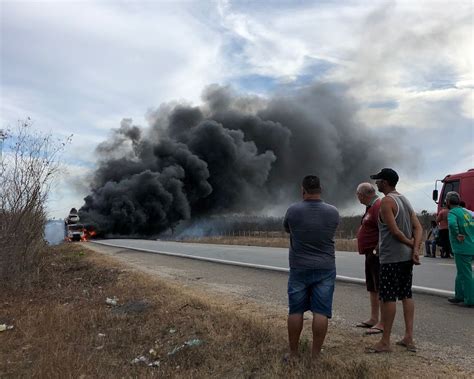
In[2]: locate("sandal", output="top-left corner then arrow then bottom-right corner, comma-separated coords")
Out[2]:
355,321 -> 375,328
396,340 -> 417,352
364,327 -> 384,335
365,346 -> 391,354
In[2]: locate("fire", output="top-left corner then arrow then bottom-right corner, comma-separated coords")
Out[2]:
64,208 -> 97,242
82,229 -> 97,242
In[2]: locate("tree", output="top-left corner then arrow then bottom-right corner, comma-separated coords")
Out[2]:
0,118 -> 71,287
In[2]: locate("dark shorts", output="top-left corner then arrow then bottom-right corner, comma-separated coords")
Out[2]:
365,251 -> 380,292
288,267 -> 336,318
379,261 -> 413,302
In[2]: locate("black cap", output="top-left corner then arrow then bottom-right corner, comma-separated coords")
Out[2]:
370,168 -> 399,186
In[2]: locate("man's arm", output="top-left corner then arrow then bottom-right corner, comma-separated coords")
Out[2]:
283,211 -> 290,233
410,211 -> 423,264
380,197 -> 413,247
436,210 -> 444,223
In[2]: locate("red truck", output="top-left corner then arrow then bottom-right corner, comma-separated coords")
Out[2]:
433,169 -> 474,212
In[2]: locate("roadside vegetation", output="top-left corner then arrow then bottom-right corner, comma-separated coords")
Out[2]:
1,244 -> 468,378
183,235 -> 358,252
177,212 -> 436,253
0,119 -> 70,289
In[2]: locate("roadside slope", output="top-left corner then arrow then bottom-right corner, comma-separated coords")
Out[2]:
86,243 -> 473,376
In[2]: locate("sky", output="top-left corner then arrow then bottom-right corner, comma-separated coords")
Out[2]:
1,0 -> 473,219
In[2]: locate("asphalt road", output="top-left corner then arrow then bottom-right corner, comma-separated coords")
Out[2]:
86,242 -> 474,372
92,239 -> 459,294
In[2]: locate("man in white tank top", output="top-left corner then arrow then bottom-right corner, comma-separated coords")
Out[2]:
365,168 -> 423,354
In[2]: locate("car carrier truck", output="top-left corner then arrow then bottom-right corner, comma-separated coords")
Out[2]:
65,208 -> 85,242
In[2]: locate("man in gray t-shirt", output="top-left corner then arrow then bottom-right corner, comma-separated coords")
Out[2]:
283,175 -> 339,361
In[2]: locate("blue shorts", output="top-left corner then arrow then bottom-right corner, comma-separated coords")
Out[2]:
288,267 -> 336,318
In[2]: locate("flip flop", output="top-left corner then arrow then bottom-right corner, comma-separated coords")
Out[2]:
355,321 -> 375,328
365,346 -> 391,354
364,327 -> 384,335
396,340 -> 417,352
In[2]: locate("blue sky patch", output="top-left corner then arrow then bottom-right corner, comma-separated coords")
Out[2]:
367,100 -> 399,109
229,74 -> 279,94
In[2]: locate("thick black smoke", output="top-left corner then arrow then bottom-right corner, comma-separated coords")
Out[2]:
79,84 -> 395,235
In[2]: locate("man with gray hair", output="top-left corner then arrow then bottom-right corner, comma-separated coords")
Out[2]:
355,183 -> 383,335
446,191 -> 474,307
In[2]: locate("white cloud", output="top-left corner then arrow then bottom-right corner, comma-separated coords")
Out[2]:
217,1 -> 472,126
2,1 -> 224,117
217,0 -> 310,79
47,162 -> 93,218
326,2 -> 473,131
356,86 -> 472,130
1,0 -> 472,217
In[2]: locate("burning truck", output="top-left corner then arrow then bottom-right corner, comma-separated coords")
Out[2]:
65,208 -> 96,242
65,208 -> 84,242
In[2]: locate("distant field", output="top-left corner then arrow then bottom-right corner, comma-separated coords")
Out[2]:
181,235 -> 432,255
182,235 -> 358,251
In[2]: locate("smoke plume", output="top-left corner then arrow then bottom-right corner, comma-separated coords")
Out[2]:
79,84 -> 395,235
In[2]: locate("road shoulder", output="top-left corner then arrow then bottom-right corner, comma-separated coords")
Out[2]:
86,242 -> 474,375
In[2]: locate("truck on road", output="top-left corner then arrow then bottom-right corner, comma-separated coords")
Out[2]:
433,169 -> 474,211
65,208 -> 85,242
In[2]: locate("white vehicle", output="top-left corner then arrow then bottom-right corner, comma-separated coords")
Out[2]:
66,208 -> 80,225
66,223 -> 85,242
67,214 -> 80,224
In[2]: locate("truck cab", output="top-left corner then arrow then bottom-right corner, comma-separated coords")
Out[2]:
433,169 -> 474,212
66,223 -> 85,242
64,208 -> 85,242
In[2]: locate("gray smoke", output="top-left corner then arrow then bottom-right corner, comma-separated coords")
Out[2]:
79,84 -> 395,235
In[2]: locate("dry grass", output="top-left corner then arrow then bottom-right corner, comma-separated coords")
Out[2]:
0,244 -> 468,378
182,236 -> 435,256
182,236 -> 358,252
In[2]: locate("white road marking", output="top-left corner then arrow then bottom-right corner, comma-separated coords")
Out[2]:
91,240 -> 455,298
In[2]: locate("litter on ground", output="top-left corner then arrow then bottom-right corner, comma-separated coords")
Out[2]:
0,324 -> 14,332
168,339 -> 204,356
131,356 -> 148,364
105,297 -> 118,306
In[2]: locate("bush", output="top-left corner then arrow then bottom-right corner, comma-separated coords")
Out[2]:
0,119 -> 70,288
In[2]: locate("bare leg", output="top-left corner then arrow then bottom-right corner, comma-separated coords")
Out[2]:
288,313 -> 304,357
369,291 -> 379,321
400,298 -> 415,345
312,313 -> 328,359
373,301 -> 395,351
369,291 -> 384,329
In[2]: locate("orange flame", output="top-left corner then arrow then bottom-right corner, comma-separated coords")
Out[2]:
82,229 -> 97,242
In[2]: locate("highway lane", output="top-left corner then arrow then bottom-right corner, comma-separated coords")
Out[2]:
92,239 -> 458,294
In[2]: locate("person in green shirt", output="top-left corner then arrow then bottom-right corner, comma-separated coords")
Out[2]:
446,191 -> 474,307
